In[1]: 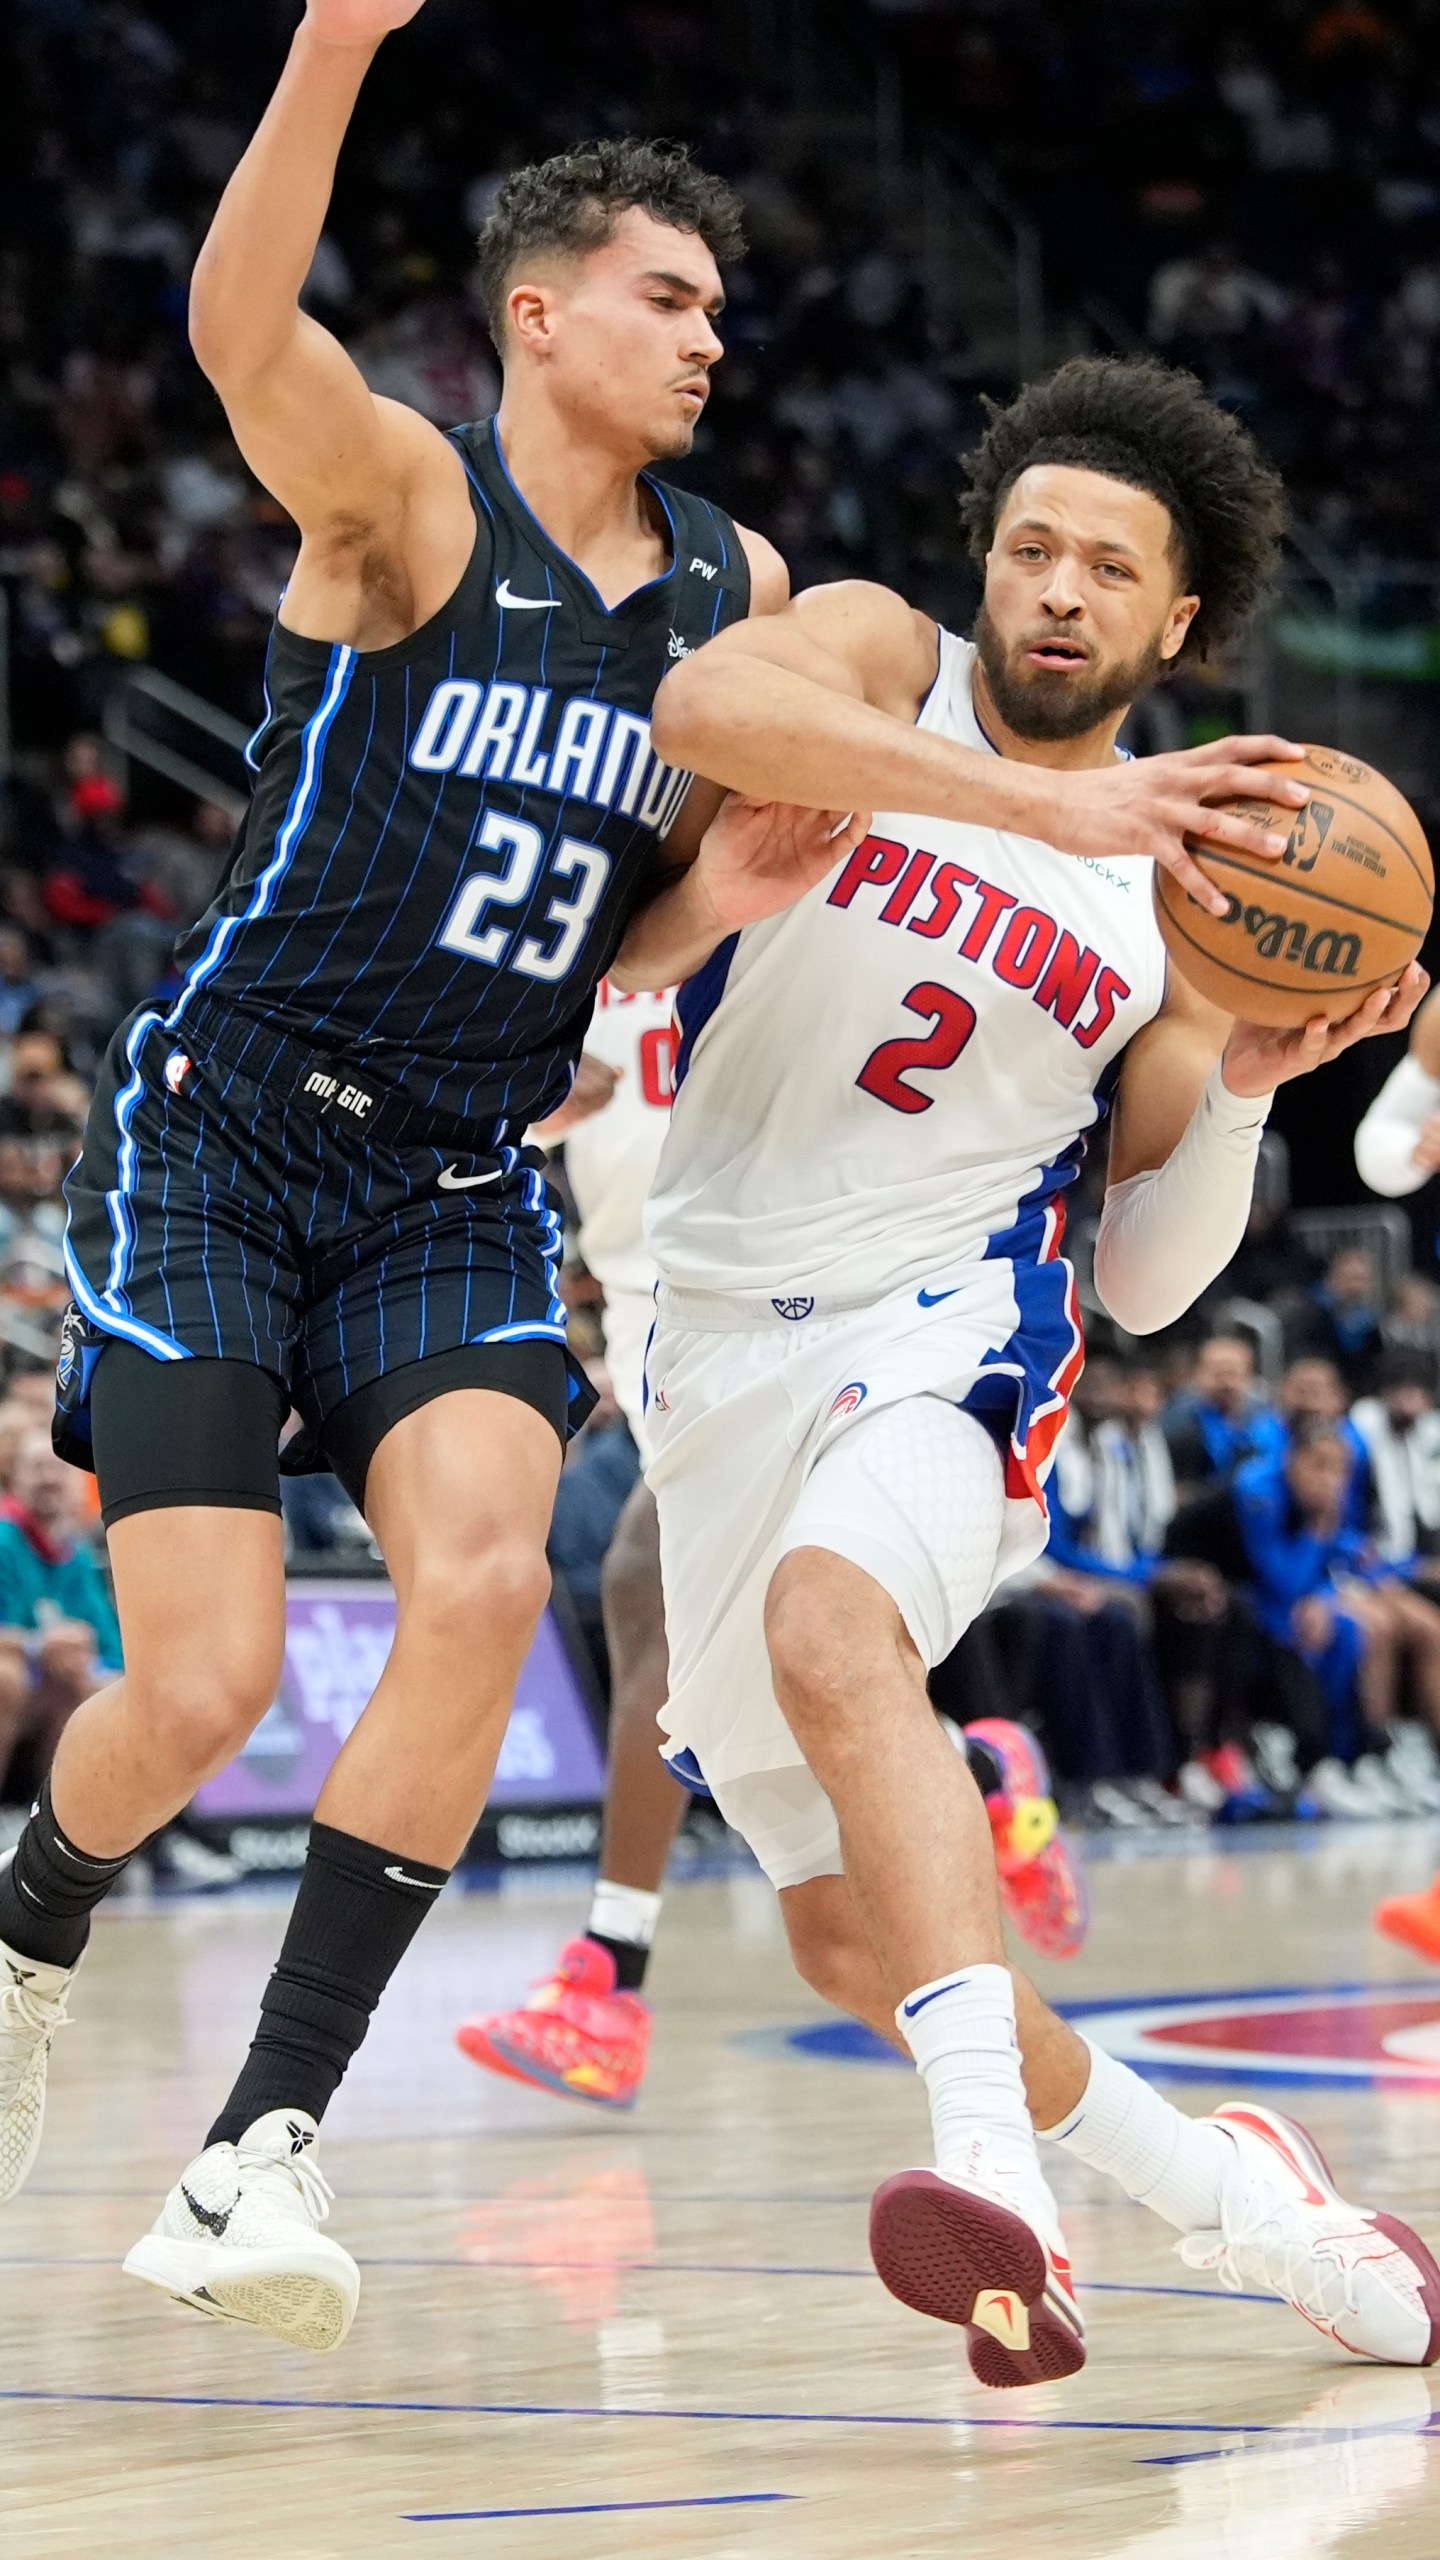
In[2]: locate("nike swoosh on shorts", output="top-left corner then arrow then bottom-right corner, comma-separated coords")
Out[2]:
917,1287 -> 962,1308
495,580 -> 560,611
437,1165 -> 502,1191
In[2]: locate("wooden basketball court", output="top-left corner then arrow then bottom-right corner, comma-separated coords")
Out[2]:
5,1823 -> 1440,2556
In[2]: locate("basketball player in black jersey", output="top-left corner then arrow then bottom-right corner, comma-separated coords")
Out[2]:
0,0 -> 1311,2355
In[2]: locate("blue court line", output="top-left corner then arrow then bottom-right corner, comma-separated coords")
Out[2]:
405,2495 -> 795,2523
0,2255 -> 1274,2303
0,2390 -> 1407,2444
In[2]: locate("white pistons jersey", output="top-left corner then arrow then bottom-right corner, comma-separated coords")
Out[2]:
646,631 -> 1168,1313
565,980 -> 678,1301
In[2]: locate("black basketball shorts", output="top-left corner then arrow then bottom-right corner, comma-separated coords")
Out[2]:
56,1003 -> 595,1520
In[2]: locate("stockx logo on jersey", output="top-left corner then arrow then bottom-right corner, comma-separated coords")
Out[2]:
409,680 -> 692,836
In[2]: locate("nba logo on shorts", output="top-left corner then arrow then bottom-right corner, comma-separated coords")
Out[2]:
829,1381 -> 868,1420
164,1050 -> 192,1096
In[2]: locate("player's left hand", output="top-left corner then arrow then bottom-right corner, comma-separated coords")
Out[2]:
692,795 -> 872,934
1221,962 -> 1429,1097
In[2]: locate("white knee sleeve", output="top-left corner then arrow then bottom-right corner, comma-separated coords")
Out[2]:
705,1760 -> 845,1890
779,1396 -> 1006,1666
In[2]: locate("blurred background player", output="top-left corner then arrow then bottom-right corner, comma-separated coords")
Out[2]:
458,994 -> 1092,2110
1356,984 -> 1440,1958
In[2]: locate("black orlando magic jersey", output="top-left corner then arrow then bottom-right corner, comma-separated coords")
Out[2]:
168,420 -> 750,1130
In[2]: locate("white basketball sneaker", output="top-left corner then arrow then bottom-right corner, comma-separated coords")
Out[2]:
869,2134 -> 1086,2387
0,1935 -> 77,2205
1178,2103 -> 1440,2364
123,2108 -> 360,2352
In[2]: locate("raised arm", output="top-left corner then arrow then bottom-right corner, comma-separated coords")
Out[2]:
188,0 -> 472,650
651,581 -> 1313,910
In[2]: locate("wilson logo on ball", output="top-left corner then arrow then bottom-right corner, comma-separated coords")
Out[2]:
1215,895 -> 1362,979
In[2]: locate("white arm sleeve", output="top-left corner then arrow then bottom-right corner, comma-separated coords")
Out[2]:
1093,1065 -> 1271,1336
1353,1055 -> 1440,1198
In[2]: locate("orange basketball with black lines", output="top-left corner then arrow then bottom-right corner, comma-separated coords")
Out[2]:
1153,744 -> 1433,1026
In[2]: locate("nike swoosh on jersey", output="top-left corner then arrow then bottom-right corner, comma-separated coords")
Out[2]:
384,1864 -> 443,1890
437,1165 -> 502,1191
495,580 -> 560,611
917,1286 -> 962,1308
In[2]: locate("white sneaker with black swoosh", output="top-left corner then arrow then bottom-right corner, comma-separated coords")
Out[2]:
123,2107 -> 359,2351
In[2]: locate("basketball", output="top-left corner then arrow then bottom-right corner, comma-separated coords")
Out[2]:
1153,744 -> 1433,1025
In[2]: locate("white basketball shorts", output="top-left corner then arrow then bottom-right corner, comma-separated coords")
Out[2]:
644,1255 -> 1079,1887
601,1285 -> 658,1465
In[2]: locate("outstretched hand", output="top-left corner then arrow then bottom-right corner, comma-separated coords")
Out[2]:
304,0 -> 428,46
1221,962 -> 1430,1097
691,795 -> 872,937
1042,735 -> 1311,917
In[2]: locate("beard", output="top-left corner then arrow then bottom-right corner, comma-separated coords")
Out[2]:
973,602 -> 1168,743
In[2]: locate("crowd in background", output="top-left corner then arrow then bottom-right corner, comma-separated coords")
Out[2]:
877,0 -> 1440,571
3,0 -> 1440,1844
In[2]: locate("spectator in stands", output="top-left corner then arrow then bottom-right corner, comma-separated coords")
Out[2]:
1383,1274 -> 1440,1388
1162,1332 -> 1285,1493
1009,1368 -> 1184,1825
1283,1245 -> 1386,1394
1232,1417 -> 1440,1813
0,932 -> 45,1041
1350,1352 -> 1440,1585
0,1425 -> 121,1798
1277,1355 -> 1372,1524
0,1025 -> 86,1141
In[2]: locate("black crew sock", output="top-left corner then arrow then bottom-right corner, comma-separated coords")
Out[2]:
206,1820 -> 450,2148
585,1930 -> 650,1993
0,1777 -> 134,1968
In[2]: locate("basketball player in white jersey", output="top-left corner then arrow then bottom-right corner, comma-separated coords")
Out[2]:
457,986 -> 1089,2106
613,356 -> 1439,2385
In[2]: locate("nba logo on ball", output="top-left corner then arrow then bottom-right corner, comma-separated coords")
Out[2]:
164,1050 -> 192,1096
829,1382 -> 868,1420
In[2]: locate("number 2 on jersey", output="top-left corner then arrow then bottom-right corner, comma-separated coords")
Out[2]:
437,811 -> 612,982
856,980 -> 977,1114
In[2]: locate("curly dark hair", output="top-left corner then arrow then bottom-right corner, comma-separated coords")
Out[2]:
476,139 -> 745,339
958,356 -> 1288,663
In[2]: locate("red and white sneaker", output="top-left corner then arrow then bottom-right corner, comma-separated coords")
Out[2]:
1178,2103 -> 1440,2366
455,1937 -> 651,2111
962,1717 -> 1090,1961
869,2145 -> 1086,2388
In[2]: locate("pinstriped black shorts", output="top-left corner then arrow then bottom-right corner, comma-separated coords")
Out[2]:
58,1003 -> 592,1491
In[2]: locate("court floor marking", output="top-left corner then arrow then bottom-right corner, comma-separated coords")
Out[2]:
405,2495 -> 797,2523
0,2388 -> 1425,2447
0,2254 -> 1276,2302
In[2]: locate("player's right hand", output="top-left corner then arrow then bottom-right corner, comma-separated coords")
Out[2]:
1039,735 -> 1310,918
304,0 -> 428,46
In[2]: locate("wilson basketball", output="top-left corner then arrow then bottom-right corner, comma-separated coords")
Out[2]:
1153,744 -> 1433,1025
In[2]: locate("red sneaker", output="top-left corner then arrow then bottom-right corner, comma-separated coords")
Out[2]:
1375,1881 -> 1440,1966
963,1717 -> 1090,1960
456,1937 -> 652,2111
870,2160 -> 1087,2388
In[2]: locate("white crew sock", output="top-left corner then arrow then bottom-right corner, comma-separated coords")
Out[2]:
587,1880 -> 663,1951
898,1963 -> 1059,2237
1039,2037 -> 1232,2231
